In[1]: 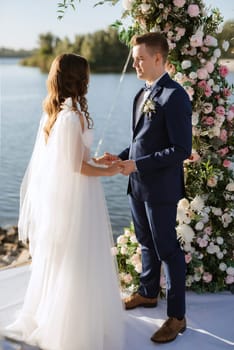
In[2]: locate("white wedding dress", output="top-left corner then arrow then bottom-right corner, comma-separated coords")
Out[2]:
4,98 -> 124,350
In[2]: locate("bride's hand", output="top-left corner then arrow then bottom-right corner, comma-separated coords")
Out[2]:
93,152 -> 120,166
105,161 -> 122,176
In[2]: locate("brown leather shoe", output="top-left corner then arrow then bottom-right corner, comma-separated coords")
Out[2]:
151,317 -> 186,343
123,292 -> 157,310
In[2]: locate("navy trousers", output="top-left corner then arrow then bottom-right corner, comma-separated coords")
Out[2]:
129,195 -> 186,318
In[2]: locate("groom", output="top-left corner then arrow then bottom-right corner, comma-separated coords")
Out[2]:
105,32 -> 192,343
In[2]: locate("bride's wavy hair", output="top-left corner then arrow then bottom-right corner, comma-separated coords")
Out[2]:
43,53 -> 93,142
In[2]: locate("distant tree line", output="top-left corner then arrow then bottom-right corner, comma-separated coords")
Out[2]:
0,47 -> 35,58
20,27 -> 131,73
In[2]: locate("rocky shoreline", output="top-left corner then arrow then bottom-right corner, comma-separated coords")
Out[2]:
0,226 -> 31,269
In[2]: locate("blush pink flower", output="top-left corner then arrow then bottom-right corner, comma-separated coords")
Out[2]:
217,147 -> 229,157
219,65 -> 229,77
185,253 -> 192,264
173,0 -> 186,7
223,159 -> 231,168
219,129 -> 227,142
204,226 -> 212,235
198,80 -> 207,89
190,31 -> 203,47
215,106 -> 225,116
203,272 -> 213,283
205,61 -> 214,73
225,275 -> 234,284
187,4 -> 200,17
197,68 -> 209,80
207,176 -> 217,188
203,116 -> 214,126
204,85 -> 212,97
223,88 -> 232,97
204,35 -> 218,47
175,27 -> 186,37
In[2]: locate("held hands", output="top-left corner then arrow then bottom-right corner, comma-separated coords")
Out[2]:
96,152 -> 137,176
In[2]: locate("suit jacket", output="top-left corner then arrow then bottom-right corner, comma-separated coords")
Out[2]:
118,73 -> 192,204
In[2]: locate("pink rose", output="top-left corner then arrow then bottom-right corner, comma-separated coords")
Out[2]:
203,116 -> 214,126
215,105 -> 225,116
219,129 -> 227,142
229,105 -> 234,113
217,147 -> 229,157
175,27 -> 186,37
198,80 -> 207,89
187,4 -> 200,17
223,159 -> 231,168
185,253 -> 192,264
203,272 -> 212,283
219,65 -> 229,78
205,61 -> 214,73
173,0 -> 186,8
197,68 -> 209,80
198,238 -> 208,248
223,88 -> 232,97
204,226 -> 212,235
207,176 -> 217,188
190,32 -> 203,47
225,275 -> 234,284
204,85 -> 212,97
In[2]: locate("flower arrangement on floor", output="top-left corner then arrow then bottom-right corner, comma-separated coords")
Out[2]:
110,0 -> 234,294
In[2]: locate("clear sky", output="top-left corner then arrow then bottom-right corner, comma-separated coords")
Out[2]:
1,0 -> 234,50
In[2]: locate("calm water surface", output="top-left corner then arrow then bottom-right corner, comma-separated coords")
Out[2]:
0,58 -> 233,236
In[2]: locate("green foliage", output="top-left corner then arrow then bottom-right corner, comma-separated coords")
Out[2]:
20,28 -> 130,73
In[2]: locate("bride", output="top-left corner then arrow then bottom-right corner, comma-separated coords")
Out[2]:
4,53 -> 124,350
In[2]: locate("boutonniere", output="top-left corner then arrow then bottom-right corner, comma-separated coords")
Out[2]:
142,98 -> 156,120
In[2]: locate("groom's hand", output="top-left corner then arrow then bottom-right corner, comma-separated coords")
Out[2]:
93,152 -> 120,166
120,160 -> 137,176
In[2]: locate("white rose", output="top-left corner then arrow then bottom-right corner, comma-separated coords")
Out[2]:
218,98 -> 225,105
178,198 -> 190,210
194,274 -> 201,282
181,60 -> 192,69
206,244 -> 216,254
216,236 -> 224,245
192,113 -> 199,126
135,263 -> 142,273
226,182 -> 234,192
195,221 -> 204,231
213,245 -> 220,253
213,48 -> 221,58
221,213 -> 232,228
212,207 -> 223,216
213,85 -> 220,92
226,267 -> 234,276
175,72 -> 183,81
140,3 -> 151,14
189,71 -> 197,79
121,246 -> 128,255
207,79 -> 214,86
111,246 -> 118,256
222,40 -> 230,52
117,235 -> 128,245
219,262 -> 227,271
217,252 -> 224,260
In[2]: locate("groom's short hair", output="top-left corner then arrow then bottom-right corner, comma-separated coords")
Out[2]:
131,32 -> 169,63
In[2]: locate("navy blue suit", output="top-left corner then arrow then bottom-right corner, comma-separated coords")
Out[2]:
119,73 -> 192,318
